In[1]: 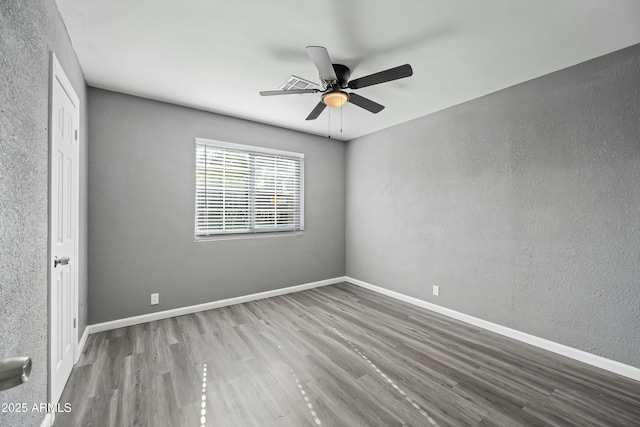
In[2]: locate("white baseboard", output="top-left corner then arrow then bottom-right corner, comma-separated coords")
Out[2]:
86,277 -> 346,335
40,413 -> 52,427
345,276 -> 640,382
76,326 -> 89,363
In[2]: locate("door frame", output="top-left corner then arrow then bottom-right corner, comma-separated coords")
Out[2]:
48,52 -> 80,410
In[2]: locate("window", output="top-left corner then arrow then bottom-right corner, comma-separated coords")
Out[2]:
195,138 -> 304,238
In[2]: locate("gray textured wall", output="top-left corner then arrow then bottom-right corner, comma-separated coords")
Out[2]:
0,1 -> 88,426
346,44 -> 640,368
87,88 -> 345,324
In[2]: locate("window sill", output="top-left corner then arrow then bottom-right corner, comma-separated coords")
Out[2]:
195,230 -> 303,242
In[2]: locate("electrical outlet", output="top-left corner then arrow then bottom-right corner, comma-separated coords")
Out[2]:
433,286 -> 440,296
151,293 -> 159,305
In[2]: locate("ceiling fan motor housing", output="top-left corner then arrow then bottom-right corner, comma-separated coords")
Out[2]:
331,64 -> 351,88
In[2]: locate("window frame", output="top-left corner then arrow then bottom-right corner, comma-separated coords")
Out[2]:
194,138 -> 304,241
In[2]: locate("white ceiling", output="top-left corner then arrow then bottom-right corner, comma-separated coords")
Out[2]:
55,0 -> 640,141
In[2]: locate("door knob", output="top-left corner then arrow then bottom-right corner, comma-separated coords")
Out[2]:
54,256 -> 70,267
0,357 -> 32,391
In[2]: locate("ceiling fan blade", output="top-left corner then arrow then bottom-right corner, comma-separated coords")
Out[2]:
348,64 -> 413,89
260,89 -> 319,96
305,102 -> 327,120
348,93 -> 385,113
306,46 -> 338,83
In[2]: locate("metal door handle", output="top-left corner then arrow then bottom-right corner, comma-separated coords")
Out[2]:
54,256 -> 70,267
0,357 -> 32,392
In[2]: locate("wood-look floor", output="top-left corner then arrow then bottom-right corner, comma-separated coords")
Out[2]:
55,283 -> 640,426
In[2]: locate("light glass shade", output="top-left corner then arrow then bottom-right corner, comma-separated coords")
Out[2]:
322,91 -> 349,108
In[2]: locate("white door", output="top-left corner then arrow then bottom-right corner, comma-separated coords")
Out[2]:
49,52 -> 79,408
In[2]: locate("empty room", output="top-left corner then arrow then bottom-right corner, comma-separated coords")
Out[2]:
1,1 -> 640,426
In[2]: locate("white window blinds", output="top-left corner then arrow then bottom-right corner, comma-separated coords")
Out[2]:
195,139 -> 304,237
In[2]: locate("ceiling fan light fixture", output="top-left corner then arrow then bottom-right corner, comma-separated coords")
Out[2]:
322,90 -> 349,108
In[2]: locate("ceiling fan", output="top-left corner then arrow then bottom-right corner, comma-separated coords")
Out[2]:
260,46 -> 413,120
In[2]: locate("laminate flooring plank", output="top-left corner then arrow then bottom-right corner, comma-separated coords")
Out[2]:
550,387 -> 640,426
521,361 -> 640,416
218,368 -> 275,427
478,407 -> 534,427
167,343 -> 200,408
267,360 -> 327,426
191,310 -> 212,334
476,357 -> 557,397
524,392 -> 615,427
123,352 -> 152,398
243,366 -> 301,426
304,378 -> 374,427
352,343 -> 482,426
210,305 -> 236,327
259,299 -> 304,332
209,320 -> 251,361
297,329 -> 371,380
150,372 -> 182,426
144,321 -> 173,374
276,326 -> 395,425
354,373 -> 433,426
309,373 -> 401,427
368,336 -> 467,388
556,383 -> 640,424
350,337 -> 488,426
352,330 -> 462,389
519,400 -> 588,427
474,367 -> 553,402
164,317 -> 184,345
109,388 -> 136,427
178,399 -> 203,427
558,363 -> 640,405
246,363 -> 311,425
309,351 -> 410,426
129,322 -> 149,356
93,352 -> 128,398
228,301 -> 262,326
204,381 -> 240,427
57,363 -> 97,401
56,282 -> 640,427
78,392 -> 117,427
175,319 -> 211,363
286,290 -> 321,307
76,331 -> 108,367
